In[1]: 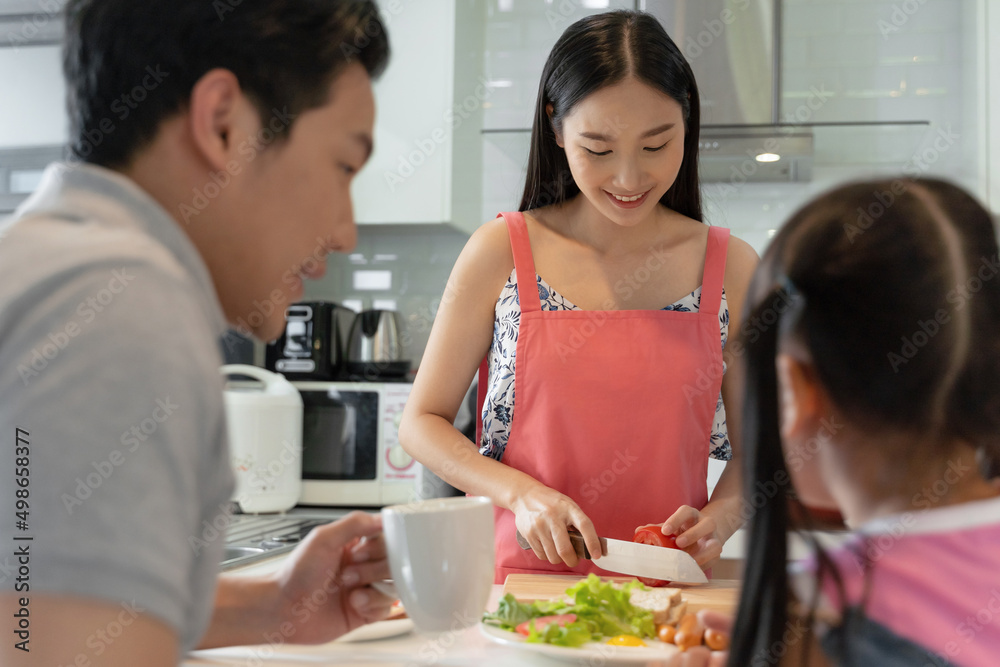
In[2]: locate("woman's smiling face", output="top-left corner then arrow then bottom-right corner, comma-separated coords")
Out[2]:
555,77 -> 686,225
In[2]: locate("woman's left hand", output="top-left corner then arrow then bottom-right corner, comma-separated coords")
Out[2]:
659,506 -> 724,570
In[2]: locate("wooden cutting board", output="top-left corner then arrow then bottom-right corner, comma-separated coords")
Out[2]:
502,574 -> 740,614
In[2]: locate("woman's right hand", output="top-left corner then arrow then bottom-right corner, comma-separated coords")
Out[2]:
509,481 -> 602,567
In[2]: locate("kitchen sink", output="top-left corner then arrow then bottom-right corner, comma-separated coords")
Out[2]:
220,512 -> 349,570
223,545 -> 266,561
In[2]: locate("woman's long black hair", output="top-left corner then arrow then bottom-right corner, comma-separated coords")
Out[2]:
519,10 -> 702,222
728,178 -> 1000,665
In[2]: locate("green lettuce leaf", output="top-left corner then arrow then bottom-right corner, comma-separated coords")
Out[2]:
481,574 -> 656,647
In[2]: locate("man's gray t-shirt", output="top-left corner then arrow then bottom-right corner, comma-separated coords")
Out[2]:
0,163 -> 235,656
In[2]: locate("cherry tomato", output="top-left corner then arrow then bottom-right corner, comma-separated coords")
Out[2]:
515,613 -> 577,637
633,524 -> 679,587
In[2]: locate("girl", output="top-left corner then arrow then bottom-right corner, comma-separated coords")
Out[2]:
728,178 -> 1000,666
399,10 -> 758,583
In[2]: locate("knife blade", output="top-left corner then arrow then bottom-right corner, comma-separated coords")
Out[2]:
514,529 -> 708,584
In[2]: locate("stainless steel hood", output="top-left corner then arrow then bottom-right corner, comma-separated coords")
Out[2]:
643,0 -> 813,182
0,0 -> 65,48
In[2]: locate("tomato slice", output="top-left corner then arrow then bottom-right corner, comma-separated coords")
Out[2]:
633,524 -> 679,587
515,613 -> 577,637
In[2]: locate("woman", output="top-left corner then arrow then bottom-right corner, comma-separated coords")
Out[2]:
399,10 -> 757,583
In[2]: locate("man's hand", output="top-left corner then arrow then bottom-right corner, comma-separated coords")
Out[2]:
199,511 -> 394,649
270,512 -> 394,643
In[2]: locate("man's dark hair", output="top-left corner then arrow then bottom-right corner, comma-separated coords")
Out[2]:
63,0 -> 390,168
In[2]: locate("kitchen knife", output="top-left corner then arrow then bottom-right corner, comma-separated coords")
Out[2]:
515,529 -> 708,584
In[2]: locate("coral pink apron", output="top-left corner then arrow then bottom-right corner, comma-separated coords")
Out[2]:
479,212 -> 729,583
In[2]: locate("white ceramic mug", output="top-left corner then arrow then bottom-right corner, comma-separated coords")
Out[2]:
381,496 -> 494,633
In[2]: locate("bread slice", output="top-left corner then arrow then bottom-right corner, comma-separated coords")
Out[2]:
628,587 -> 683,625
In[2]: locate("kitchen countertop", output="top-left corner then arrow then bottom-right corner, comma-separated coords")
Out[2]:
192,509 -> 838,666
185,582 -> 717,667
185,551 -> 734,667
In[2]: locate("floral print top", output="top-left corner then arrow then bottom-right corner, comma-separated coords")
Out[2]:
480,269 -> 731,462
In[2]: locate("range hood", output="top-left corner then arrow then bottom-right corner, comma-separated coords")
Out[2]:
643,0 -> 813,182
0,0 -> 65,48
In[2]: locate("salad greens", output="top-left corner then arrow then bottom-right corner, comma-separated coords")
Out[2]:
481,574 -> 656,647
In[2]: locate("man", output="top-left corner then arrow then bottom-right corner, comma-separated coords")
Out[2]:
0,1 -> 394,664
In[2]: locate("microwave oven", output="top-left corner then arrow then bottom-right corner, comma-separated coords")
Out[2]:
292,380 -> 418,507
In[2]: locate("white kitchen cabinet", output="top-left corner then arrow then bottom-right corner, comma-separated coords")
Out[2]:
986,0 -> 999,213
351,0 -> 485,230
0,44 -> 68,148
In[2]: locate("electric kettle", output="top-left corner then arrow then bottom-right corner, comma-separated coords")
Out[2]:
344,309 -> 411,378
220,364 -> 303,513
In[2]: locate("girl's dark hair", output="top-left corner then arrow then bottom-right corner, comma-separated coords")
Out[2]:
63,0 -> 390,169
519,10 -> 702,221
729,178 -> 1000,665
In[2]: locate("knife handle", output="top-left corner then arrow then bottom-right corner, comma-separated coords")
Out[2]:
514,529 -> 595,560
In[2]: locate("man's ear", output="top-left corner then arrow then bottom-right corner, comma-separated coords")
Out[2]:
545,103 -> 564,148
775,353 -> 826,441
187,68 -> 255,170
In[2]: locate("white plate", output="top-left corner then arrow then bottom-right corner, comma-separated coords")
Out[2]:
480,623 -> 680,664
334,618 -> 414,643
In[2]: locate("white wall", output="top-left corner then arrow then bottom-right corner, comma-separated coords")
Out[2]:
988,0 -> 1000,212
0,45 -> 68,148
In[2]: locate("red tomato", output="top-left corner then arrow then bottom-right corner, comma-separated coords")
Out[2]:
633,524 -> 679,587
515,613 -> 577,636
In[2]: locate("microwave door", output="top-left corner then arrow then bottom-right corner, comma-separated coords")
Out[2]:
301,390 -> 378,481
338,405 -> 357,475
303,403 -> 355,476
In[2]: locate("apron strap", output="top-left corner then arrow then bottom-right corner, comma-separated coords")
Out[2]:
477,212 -> 538,449
700,226 -> 730,316
497,211 -> 541,314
